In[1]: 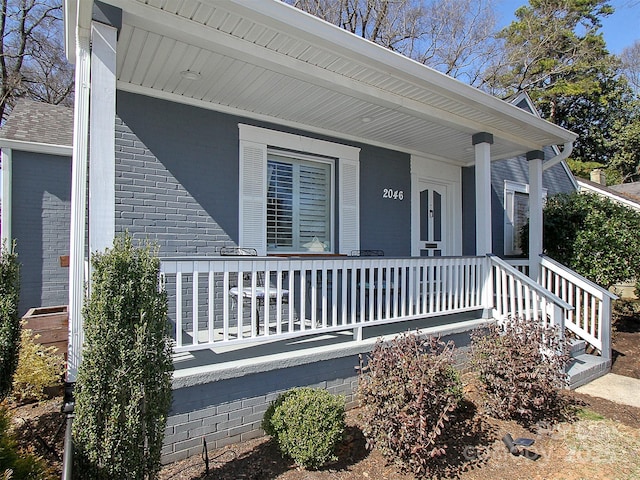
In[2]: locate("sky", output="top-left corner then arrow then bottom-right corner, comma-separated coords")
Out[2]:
498,0 -> 640,54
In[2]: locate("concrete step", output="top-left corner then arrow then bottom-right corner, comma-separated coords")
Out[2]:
569,339 -> 586,358
566,353 -> 611,389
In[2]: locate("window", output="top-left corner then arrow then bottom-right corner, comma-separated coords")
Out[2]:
267,152 -> 333,252
238,124 -> 360,255
504,180 -> 547,256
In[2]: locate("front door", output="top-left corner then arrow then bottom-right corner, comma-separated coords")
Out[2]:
418,181 -> 447,257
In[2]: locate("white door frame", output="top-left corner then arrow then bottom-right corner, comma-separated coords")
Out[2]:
410,155 -> 462,257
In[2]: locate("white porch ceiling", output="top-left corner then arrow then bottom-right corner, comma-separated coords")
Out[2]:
101,0 -> 576,165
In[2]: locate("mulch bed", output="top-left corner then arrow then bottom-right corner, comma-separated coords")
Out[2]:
6,301 -> 640,479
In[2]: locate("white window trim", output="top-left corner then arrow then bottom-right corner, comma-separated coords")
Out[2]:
503,180 -> 547,256
239,124 -> 360,255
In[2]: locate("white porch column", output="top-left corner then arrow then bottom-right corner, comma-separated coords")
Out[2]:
1,149 -> 12,244
473,132 -> 493,255
527,150 -> 544,282
89,21 -> 117,254
68,26 -> 91,381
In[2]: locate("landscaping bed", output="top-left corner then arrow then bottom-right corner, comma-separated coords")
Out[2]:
6,302 -> 640,479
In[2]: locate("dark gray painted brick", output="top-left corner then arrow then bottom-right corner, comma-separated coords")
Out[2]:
11,150 -> 71,315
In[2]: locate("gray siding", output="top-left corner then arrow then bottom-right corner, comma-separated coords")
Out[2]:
11,151 -> 71,315
462,156 -> 576,256
115,91 -> 411,257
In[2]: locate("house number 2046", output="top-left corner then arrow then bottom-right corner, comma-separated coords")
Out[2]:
382,189 -> 404,200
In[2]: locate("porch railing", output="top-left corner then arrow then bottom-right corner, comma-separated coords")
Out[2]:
160,255 -> 579,354
489,255 -> 571,331
160,256 -> 489,352
539,255 -> 616,359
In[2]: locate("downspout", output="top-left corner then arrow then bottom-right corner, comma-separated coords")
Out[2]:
542,141 -> 573,171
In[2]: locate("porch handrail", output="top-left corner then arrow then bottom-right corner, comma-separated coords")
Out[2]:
160,255 -> 487,352
539,254 -> 617,359
488,254 -> 572,331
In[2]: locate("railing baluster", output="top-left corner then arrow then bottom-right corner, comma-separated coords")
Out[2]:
223,270 -> 230,341
208,268 -> 215,344
176,269 -> 183,348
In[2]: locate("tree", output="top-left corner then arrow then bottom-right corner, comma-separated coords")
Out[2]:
0,0 -> 74,123
621,40 -> 640,93
286,0 -> 500,86
541,66 -> 640,174
484,0 -> 613,116
538,192 -> 640,289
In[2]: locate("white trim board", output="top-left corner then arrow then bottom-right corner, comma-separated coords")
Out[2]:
0,139 -> 72,157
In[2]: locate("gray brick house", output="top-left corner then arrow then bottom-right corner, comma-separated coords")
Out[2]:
57,0 -> 615,463
0,100 -> 73,316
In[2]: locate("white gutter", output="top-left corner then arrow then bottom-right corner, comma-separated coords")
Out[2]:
543,141 -> 573,171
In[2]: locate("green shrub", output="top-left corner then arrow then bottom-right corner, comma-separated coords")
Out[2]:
357,334 -> 463,478
72,235 -> 174,480
0,241 -> 20,401
12,327 -> 65,403
523,191 -> 640,289
471,316 -> 570,427
262,387 -> 345,469
0,406 -> 53,479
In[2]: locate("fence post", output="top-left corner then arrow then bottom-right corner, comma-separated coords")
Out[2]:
482,256 -> 494,319
600,296 -> 612,361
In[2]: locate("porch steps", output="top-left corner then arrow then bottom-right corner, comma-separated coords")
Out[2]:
566,339 -> 611,389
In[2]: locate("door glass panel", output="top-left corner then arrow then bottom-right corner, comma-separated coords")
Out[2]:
420,189 -> 429,241
433,191 -> 442,242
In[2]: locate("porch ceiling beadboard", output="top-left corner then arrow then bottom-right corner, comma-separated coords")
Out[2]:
69,0 -> 576,166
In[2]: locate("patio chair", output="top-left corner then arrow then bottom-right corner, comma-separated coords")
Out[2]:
221,247 -> 289,333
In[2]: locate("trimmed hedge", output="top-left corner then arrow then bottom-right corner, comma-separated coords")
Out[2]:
72,235 -> 173,480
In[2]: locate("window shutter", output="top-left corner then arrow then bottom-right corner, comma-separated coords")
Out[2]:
239,140 -> 267,255
339,158 -> 359,254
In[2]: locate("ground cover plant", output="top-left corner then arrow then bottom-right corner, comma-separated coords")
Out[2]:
357,334 -> 464,478
72,235 -> 174,480
471,316 -> 571,427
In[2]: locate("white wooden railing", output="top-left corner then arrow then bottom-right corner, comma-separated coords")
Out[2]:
160,256 -> 488,352
539,255 -> 616,359
159,255 -> 586,354
490,255 -> 572,330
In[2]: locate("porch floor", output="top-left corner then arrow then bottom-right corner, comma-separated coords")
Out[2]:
171,310 -> 490,388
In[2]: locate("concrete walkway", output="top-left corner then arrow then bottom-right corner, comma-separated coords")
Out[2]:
575,373 -> 640,408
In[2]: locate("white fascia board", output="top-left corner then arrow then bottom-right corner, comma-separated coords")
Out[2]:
64,0 -> 77,62
221,0 -> 577,145
64,0 -> 93,63
0,138 -> 72,157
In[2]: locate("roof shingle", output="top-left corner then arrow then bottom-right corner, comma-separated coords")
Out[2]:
0,100 -> 73,147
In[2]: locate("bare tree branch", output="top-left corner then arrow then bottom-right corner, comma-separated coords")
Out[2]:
0,0 -> 73,123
